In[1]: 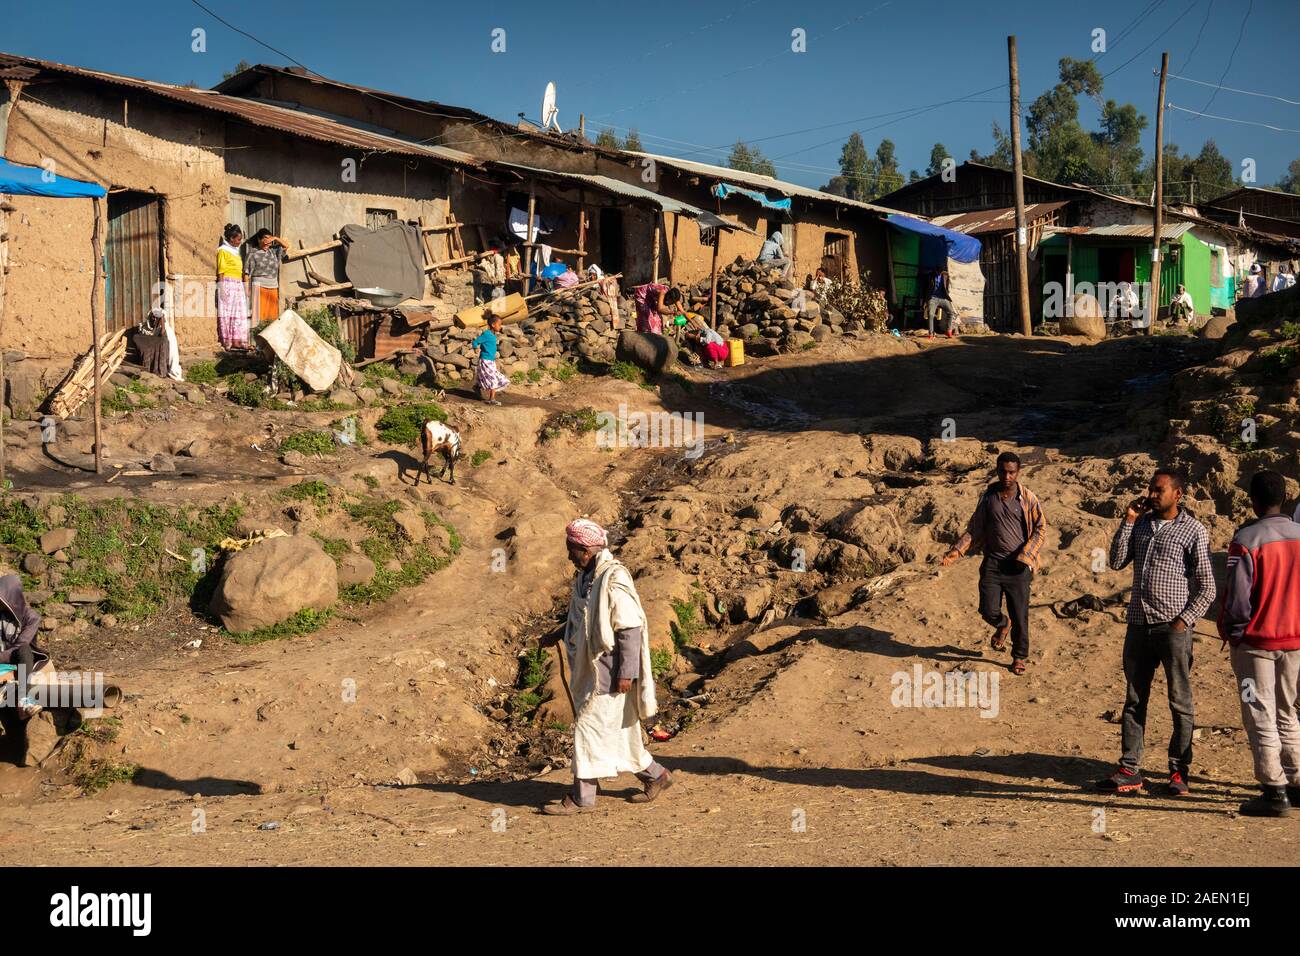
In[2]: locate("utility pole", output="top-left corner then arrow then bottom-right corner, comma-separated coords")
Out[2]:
1148,52 -> 1169,335
1008,36 -> 1032,336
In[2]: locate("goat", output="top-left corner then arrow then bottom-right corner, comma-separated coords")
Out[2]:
418,419 -> 463,486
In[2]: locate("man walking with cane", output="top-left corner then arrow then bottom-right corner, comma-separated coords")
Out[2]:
539,519 -> 671,814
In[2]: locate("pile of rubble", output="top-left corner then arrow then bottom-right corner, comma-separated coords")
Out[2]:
684,259 -> 850,350
414,259 -> 859,382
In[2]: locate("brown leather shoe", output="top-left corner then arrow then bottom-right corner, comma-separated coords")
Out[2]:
541,795 -> 596,815
630,770 -> 674,804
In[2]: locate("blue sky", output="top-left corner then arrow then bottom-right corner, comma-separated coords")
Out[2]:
7,0 -> 1295,191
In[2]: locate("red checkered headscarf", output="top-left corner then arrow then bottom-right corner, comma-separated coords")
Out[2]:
565,518 -> 608,550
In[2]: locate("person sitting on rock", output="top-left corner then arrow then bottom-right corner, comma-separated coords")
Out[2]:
757,230 -> 793,281
539,519 -> 671,814
1170,285 -> 1195,326
0,569 -> 47,719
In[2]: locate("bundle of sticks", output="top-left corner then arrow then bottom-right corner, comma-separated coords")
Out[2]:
45,327 -> 128,419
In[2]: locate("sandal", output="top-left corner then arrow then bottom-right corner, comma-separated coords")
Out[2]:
991,623 -> 1010,652
1011,658 -> 1026,675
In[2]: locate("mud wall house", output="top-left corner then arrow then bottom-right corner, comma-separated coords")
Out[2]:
0,53 -> 478,370
214,65 -> 906,293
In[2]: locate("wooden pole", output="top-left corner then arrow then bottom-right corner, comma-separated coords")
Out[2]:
0,196 -> 9,490
670,213 -> 679,285
651,219 -> 661,284
709,197 -> 722,327
577,195 -> 587,276
1008,35 -> 1032,336
1148,51 -> 1170,336
523,188 -> 536,289
91,195 -> 104,475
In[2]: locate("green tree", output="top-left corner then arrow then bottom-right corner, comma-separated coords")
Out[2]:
1278,159 -> 1300,195
623,129 -> 644,152
221,59 -> 253,82
594,127 -> 620,149
925,143 -> 951,178
728,140 -> 776,178
1091,100 -> 1148,195
829,132 -> 876,202
1024,57 -> 1104,184
874,138 -> 902,196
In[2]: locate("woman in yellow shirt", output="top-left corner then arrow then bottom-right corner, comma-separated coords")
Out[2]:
216,223 -> 250,350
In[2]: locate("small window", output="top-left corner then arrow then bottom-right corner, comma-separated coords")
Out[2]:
1210,248 -> 1224,288
367,208 -> 398,230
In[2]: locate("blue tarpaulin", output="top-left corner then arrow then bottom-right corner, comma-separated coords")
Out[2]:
0,159 -> 106,199
886,214 -> 981,264
712,182 -> 792,212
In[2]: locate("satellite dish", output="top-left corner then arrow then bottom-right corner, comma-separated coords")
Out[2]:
541,82 -> 561,133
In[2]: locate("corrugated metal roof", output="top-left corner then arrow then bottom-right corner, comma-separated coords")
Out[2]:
0,53 -> 483,168
1044,222 -> 1195,239
627,151 -> 907,218
489,161 -> 757,233
931,202 -> 1069,234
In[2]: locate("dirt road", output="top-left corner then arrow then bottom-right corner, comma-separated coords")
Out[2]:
5,331 -> 1294,866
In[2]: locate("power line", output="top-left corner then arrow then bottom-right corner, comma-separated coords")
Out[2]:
1177,0 -> 1213,72
1102,0 -> 1192,80
1195,0 -> 1253,116
189,0 -> 317,76
1167,103 -> 1300,133
1168,72 -> 1300,107
1092,0 -> 1165,62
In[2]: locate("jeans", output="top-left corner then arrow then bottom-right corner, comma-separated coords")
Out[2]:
927,296 -> 956,334
1229,644 -> 1300,788
978,557 -> 1032,660
1121,620 -> 1195,775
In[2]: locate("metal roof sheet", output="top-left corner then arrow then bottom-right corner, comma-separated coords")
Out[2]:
0,53 -> 483,168
626,151 -> 907,217
489,161 -> 757,232
1045,222 -> 1195,240
931,202 -> 1069,234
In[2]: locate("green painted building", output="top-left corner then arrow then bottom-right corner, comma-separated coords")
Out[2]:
1038,223 -> 1236,320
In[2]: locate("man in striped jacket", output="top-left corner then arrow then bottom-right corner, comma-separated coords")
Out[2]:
1219,471 -> 1300,817
943,452 -> 1047,675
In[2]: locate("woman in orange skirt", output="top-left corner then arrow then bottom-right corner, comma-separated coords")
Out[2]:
244,228 -> 289,326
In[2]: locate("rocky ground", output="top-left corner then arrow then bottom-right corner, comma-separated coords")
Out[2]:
3,308 -> 1300,866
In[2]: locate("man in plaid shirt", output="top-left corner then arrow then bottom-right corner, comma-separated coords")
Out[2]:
1097,469 -> 1215,796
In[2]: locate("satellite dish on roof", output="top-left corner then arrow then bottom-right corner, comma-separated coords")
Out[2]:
541,82 -> 561,133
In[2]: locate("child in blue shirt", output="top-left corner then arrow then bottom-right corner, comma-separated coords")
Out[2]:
471,314 -> 510,405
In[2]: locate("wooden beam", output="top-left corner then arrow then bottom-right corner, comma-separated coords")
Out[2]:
91,195 -> 104,475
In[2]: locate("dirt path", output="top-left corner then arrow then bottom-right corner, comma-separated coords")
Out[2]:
6,331 -> 1295,866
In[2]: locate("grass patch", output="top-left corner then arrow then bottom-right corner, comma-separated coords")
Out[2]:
226,606 -> 333,644
650,646 -> 674,682
0,496 -> 243,624
540,406 -> 602,442
341,508 -> 461,605
223,374 -> 270,409
361,475 -> 379,489
279,429 -> 337,457
520,646 -> 549,689
550,362 -> 577,383
187,360 -> 218,385
72,757 -> 139,794
311,534 -> 352,559
279,480 -> 334,504
609,361 -> 645,385
362,363 -> 418,389
470,449 -> 492,467
1261,343 -> 1299,377
669,595 -> 704,649
511,690 -> 543,715
375,402 -> 448,446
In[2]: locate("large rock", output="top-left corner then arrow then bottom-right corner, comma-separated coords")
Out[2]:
209,536 -> 338,634
1198,311 -> 1235,341
393,510 -> 426,544
1060,293 -> 1107,338
39,528 -> 75,554
615,331 -> 677,376
336,552 -> 376,588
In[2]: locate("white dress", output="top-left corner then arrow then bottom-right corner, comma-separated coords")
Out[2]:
563,549 -> 658,780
